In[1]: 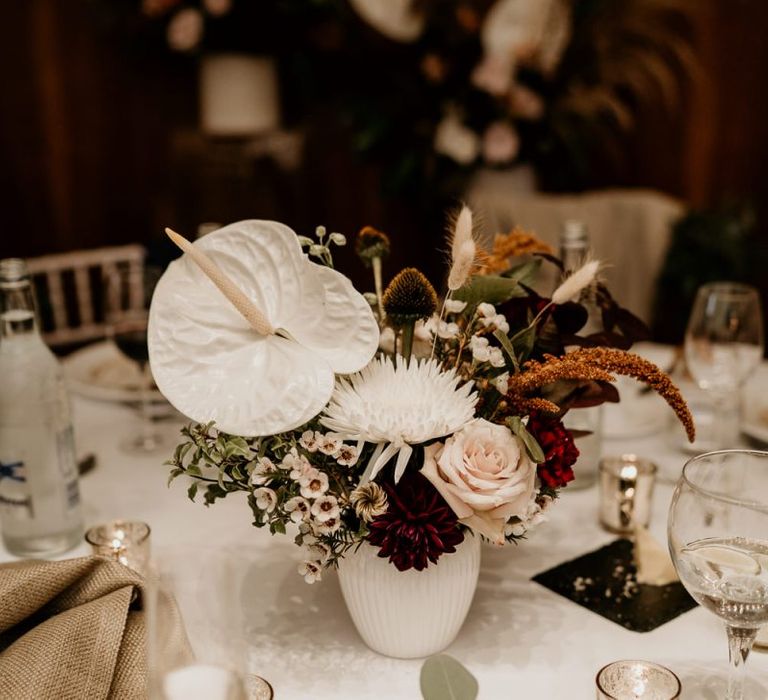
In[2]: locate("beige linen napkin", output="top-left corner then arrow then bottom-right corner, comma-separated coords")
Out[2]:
0,556 -> 151,700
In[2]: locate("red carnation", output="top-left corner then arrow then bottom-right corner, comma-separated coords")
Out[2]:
367,470 -> 464,572
527,413 -> 579,489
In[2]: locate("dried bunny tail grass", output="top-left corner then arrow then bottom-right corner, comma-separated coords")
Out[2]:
509,348 -> 695,442
551,259 -> 601,305
447,204 -> 478,291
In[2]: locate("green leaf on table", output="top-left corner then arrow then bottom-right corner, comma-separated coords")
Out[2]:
187,481 -> 199,502
167,468 -> 184,487
420,654 -> 478,700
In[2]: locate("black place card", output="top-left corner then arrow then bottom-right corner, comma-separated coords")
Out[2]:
532,538 -> 697,632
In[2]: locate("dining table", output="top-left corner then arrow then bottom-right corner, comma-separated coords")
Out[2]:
2,352 -> 768,700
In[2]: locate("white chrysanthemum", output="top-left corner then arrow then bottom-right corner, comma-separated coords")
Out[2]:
320,356 -> 477,482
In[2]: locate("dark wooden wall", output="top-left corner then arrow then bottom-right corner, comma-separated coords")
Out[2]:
1,0 -> 767,268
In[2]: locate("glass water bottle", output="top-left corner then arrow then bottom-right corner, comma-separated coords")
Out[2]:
0,259 -> 83,555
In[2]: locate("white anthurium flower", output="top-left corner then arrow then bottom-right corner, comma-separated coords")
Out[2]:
320,356 -> 477,483
148,220 -> 379,436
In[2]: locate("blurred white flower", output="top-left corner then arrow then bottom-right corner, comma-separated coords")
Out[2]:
285,496 -> 311,523
424,315 -> 460,339
488,347 -> 506,368
311,495 -> 340,523
203,0 -> 231,17
482,122 -> 519,164
472,53 -> 514,96
283,448 -> 311,479
509,84 -> 545,120
493,372 -> 510,394
470,335 -> 492,363
481,312 -> 510,334
317,433 -> 342,456
477,303 -> 496,318
336,444 -> 359,466
348,0 -> 425,42
299,470 -> 329,499
253,487 -> 277,513
299,430 -> 320,452
250,457 -> 275,486
166,8 -> 203,52
445,299 -> 468,314
379,322 -> 432,358
314,516 -> 341,535
434,111 -> 480,165
298,560 -> 322,584
305,542 -> 331,563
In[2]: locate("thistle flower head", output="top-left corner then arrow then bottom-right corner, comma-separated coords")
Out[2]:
382,267 -> 438,327
355,226 -> 391,266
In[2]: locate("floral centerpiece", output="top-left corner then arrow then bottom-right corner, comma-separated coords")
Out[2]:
148,210 -> 693,657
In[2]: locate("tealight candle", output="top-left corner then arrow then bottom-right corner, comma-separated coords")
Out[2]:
596,660 -> 681,699
599,455 -> 657,534
85,520 -> 151,575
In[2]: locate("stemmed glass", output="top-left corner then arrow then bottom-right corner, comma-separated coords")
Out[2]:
104,264 -> 166,453
668,449 -> 768,699
684,282 -> 763,449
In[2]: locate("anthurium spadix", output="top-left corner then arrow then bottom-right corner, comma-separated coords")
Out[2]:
148,220 -> 379,436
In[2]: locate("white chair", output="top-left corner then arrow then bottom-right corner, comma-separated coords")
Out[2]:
469,173 -> 684,322
26,245 -> 146,348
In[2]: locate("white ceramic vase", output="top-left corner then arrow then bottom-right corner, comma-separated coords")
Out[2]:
337,535 -> 481,659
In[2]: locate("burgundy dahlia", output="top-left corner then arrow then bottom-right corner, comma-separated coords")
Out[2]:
527,412 -> 579,489
367,470 -> 464,572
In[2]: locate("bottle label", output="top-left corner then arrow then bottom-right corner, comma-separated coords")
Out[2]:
0,459 -> 33,518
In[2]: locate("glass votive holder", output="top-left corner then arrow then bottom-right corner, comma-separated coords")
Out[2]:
85,520 -> 151,575
596,660 -> 681,699
599,455 -> 657,534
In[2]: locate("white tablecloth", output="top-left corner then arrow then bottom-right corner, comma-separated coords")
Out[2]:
2,395 -> 767,699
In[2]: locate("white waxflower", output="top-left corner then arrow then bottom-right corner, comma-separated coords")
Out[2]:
493,372 -> 510,394
488,346 -> 506,368
298,560 -> 322,584
480,313 -> 509,334
321,356 -> 477,483
317,433 -> 343,456
299,470 -> 329,499
253,487 -> 277,513
445,299 -> 468,314
250,457 -> 275,486
336,444 -> 359,466
314,517 -> 341,535
285,496 -> 311,523
304,541 -> 331,563
282,449 -> 311,479
477,302 -> 496,318
469,335 -> 492,363
299,430 -> 320,452
311,495 -> 340,522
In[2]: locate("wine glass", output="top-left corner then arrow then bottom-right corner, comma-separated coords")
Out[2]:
684,282 -> 763,449
668,449 -> 768,699
104,264 -> 166,453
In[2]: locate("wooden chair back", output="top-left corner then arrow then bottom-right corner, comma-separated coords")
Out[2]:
26,245 -> 146,348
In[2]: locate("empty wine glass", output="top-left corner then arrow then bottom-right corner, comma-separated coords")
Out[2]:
668,450 -> 768,699
684,282 -> 763,449
104,264 -> 166,453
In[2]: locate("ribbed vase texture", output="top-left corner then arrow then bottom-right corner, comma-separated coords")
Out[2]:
338,535 -> 481,658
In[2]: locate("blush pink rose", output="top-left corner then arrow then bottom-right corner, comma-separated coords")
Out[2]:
420,419 -> 536,544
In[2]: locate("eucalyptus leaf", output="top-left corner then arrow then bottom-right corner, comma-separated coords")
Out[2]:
453,275 -> 527,305
493,329 -> 518,371
501,257 -> 542,284
420,654 -> 478,700
506,417 -> 546,464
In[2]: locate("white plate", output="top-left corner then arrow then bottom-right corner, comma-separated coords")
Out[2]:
63,340 -> 165,405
